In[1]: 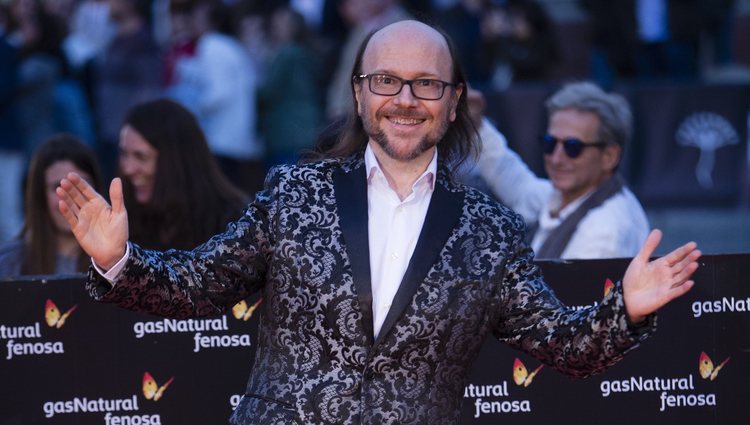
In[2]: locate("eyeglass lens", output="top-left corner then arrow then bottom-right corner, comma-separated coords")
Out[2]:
368,74 -> 445,100
541,134 -> 586,158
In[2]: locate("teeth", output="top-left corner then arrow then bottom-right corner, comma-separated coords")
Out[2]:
390,117 -> 422,125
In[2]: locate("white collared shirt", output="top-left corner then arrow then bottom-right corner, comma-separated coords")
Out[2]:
364,144 -> 436,338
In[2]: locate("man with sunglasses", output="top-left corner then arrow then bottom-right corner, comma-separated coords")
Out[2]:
58,22 -> 698,424
476,82 -> 650,259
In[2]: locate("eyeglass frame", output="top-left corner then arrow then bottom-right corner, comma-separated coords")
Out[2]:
540,133 -> 610,159
353,73 -> 458,101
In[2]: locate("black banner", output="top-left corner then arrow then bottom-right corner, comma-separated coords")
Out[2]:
1,254 -> 748,425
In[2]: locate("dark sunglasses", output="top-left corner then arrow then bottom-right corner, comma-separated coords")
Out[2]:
541,134 -> 608,158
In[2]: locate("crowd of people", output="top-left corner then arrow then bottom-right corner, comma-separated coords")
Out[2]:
0,0 -> 737,275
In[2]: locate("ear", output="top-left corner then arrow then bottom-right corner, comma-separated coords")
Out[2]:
602,144 -> 622,172
449,83 -> 464,122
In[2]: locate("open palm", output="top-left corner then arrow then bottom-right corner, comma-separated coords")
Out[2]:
622,229 -> 701,323
57,173 -> 129,269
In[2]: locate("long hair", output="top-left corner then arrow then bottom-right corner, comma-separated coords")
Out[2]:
307,21 -> 479,174
22,134 -> 102,274
121,99 -> 248,250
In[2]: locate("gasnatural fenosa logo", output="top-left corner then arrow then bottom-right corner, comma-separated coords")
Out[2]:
599,350 -> 733,412
3,298 -> 75,360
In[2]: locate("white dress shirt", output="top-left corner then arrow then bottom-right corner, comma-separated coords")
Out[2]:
364,145 -> 436,338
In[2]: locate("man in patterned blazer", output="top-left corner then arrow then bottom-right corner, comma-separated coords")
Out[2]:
57,20 -> 701,425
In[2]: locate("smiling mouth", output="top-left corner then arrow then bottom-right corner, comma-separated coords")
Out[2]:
387,116 -> 425,125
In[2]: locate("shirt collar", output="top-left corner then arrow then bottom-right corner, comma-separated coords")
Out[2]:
364,144 -> 437,191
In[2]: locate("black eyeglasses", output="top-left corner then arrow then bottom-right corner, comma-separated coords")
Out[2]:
541,134 -> 608,158
354,73 -> 457,100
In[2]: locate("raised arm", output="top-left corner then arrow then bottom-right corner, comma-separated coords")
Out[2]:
622,229 -> 701,323
56,173 -> 129,269
466,88 -> 551,225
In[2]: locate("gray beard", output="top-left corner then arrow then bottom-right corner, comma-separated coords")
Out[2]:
363,113 -> 450,161
371,129 -> 437,161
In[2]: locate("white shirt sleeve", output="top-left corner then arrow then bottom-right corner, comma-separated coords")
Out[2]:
475,118 -> 553,225
91,242 -> 131,283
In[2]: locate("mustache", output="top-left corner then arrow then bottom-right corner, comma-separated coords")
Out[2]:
378,108 -> 428,119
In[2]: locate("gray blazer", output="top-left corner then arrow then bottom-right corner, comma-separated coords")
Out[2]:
87,155 -> 652,424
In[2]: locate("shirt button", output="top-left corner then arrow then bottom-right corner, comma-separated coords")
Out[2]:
391,252 -> 399,260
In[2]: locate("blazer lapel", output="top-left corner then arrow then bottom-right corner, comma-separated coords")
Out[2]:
333,165 -> 375,343
374,180 -> 464,346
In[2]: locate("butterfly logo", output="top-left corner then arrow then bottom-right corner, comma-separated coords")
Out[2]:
512,358 -> 543,387
698,351 -> 730,381
142,372 -> 174,401
45,299 -> 77,328
232,298 -> 263,321
603,278 -> 615,297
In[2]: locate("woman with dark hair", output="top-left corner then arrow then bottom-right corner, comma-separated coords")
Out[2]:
0,134 -> 102,276
118,98 -> 248,250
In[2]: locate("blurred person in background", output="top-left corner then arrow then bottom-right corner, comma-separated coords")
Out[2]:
432,0 -> 488,89
0,134 -> 102,276
480,0 -> 559,90
93,0 -> 162,180
4,0 -> 67,154
325,0 -> 410,120
257,5 -> 322,166
582,0 -> 733,88
167,0 -> 265,196
476,82 -> 649,259
162,0 -> 198,87
0,9 -> 25,242
117,98 -> 248,250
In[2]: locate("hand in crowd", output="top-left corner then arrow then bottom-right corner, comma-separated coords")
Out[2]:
57,174 -> 129,270
622,229 -> 701,323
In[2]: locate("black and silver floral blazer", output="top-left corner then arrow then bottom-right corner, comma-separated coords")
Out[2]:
87,154 -> 653,425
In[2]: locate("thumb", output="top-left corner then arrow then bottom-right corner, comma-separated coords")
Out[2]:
636,229 -> 662,263
110,178 -> 125,215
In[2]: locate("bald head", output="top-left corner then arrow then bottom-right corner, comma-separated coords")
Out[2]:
361,20 -> 454,81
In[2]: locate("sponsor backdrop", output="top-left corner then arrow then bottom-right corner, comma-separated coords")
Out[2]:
1,254 -> 747,425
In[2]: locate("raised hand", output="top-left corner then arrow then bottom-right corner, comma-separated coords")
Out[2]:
56,173 -> 129,270
622,229 -> 702,323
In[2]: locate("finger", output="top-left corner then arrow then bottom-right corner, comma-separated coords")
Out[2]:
110,178 -> 124,216
59,175 -> 89,210
636,229 -> 662,262
58,199 -> 78,228
670,248 -> 702,276
669,280 -> 695,297
69,172 -> 105,203
670,259 -> 700,287
56,184 -> 81,217
663,240 -> 698,267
